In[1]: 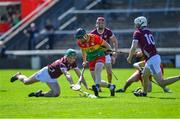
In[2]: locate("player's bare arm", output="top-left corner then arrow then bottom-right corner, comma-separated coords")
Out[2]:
110,35 -> 119,57
127,40 -> 138,64
102,40 -> 112,51
81,49 -> 87,68
61,68 -> 74,86
74,68 -> 89,89
133,61 -> 145,71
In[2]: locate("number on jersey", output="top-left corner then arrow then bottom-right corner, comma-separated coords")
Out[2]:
144,34 -> 155,45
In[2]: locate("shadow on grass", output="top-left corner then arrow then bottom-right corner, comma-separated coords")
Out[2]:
62,95 -> 109,99
148,96 -> 177,100
0,89 -> 7,92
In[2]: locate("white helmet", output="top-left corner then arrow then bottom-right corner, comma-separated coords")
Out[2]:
134,16 -> 147,28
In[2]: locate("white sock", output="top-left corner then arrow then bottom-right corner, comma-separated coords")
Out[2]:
94,62 -> 104,85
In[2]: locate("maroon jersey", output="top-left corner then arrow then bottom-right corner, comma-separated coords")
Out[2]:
48,56 -> 77,79
91,27 -> 114,44
133,28 -> 157,60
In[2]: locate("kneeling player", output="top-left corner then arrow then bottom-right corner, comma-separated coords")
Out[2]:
10,49 -> 89,97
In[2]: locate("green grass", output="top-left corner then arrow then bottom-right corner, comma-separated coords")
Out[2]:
0,68 -> 180,118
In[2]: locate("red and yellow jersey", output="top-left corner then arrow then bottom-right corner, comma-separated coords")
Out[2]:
77,34 -> 105,61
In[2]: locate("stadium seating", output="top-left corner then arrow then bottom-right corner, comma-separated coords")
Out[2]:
51,0 -> 180,49
1,0 -> 180,68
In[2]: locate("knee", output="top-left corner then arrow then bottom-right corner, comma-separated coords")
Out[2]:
23,78 -> 34,85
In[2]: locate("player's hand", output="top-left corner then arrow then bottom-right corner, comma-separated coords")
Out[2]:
127,56 -> 132,64
105,49 -> 113,55
135,51 -> 143,58
82,61 -> 87,68
70,84 -> 75,89
113,52 -> 118,58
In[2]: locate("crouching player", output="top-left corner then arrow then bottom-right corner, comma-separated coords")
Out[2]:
10,49 -> 89,97
116,59 -> 171,93
75,28 -> 116,97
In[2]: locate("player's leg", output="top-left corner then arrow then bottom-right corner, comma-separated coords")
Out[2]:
28,82 -> 60,97
90,71 -> 95,81
116,70 -> 140,92
28,67 -> 60,97
91,70 -> 113,94
124,70 -> 140,91
95,60 -> 116,97
139,54 -> 160,96
93,62 -> 104,96
154,73 -> 180,88
105,55 -> 112,83
89,60 -> 100,96
10,72 -> 39,84
105,63 -> 113,84
149,55 -> 180,88
147,78 -> 152,92
133,67 -> 150,96
43,82 -> 60,97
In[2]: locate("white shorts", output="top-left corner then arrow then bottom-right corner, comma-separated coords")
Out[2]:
144,54 -> 161,75
35,66 -> 57,83
105,54 -> 111,64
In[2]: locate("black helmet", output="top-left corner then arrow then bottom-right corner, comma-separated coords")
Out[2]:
75,28 -> 86,39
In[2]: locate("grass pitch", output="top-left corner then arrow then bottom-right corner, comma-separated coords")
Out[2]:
0,68 -> 180,118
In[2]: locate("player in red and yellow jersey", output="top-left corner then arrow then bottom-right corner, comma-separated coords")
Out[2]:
76,28 -> 116,97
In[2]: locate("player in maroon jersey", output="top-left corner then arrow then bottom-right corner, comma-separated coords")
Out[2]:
116,51 -> 172,93
10,49 -> 89,97
127,16 -> 180,97
91,17 -> 119,84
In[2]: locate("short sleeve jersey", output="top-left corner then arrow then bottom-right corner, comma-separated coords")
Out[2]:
77,34 -> 105,61
90,27 -> 114,44
48,56 -> 78,79
133,28 -> 157,60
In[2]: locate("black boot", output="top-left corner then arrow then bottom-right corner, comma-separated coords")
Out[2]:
28,90 -> 43,97
10,72 -> 21,82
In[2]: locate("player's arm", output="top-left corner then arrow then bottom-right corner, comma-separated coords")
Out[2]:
127,39 -> 138,64
133,61 -> 145,71
110,35 -> 118,57
102,40 -> 112,51
74,68 -> 89,90
81,49 -> 87,68
61,67 -> 74,86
